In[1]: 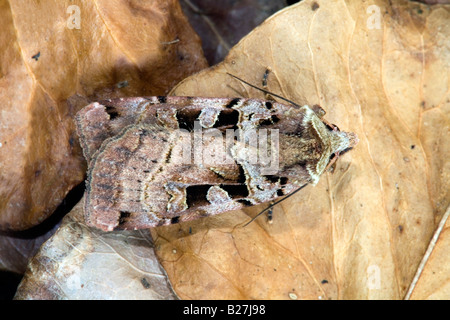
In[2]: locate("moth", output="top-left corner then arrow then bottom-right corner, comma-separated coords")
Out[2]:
76,75 -> 358,231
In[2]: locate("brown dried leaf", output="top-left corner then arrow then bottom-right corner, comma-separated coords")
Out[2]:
14,197 -> 178,300
150,0 -> 449,299
16,0 -> 449,300
0,184 -> 83,275
0,0 -> 207,231
0,226 -> 59,275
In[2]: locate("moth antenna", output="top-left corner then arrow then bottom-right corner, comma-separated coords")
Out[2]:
227,73 -> 301,108
242,183 -> 308,227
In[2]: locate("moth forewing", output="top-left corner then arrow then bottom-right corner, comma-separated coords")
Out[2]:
77,96 -> 358,231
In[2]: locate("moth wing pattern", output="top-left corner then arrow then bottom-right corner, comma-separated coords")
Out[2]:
85,122 -> 254,231
77,96 -> 358,231
76,96 -> 242,163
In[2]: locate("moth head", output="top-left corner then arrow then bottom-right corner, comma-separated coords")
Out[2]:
309,113 -> 359,184
328,129 -> 359,155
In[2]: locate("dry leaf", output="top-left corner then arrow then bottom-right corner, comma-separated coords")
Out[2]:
0,0 -> 207,231
14,197 -> 178,300
15,0 -> 449,300
150,0 -> 449,299
0,183 -> 84,276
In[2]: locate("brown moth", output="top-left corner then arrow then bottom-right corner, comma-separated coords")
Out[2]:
76,88 -> 358,231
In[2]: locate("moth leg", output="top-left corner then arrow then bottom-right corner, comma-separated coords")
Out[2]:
262,67 -> 274,101
312,104 -> 341,132
311,104 -> 326,118
266,201 -> 274,224
243,200 -> 275,227
322,118 -> 340,131
262,67 -> 271,88
325,152 -> 340,172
